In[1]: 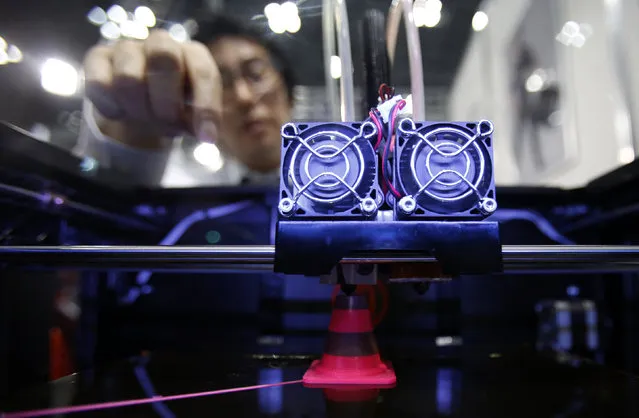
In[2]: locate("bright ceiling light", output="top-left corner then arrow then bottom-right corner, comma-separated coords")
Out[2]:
193,143 -> 224,171
472,11 -> 489,32
286,15 -> 302,33
423,10 -> 441,28
168,23 -> 189,43
0,50 -> 8,65
425,0 -> 442,12
6,45 -> 22,63
525,73 -> 544,93
41,58 -> 79,97
264,3 -> 281,20
107,5 -> 128,24
100,21 -> 121,40
0,36 -> 7,51
281,2 -> 299,19
121,19 -> 149,40
87,6 -> 108,26
134,6 -> 156,27
330,55 -> 341,79
414,0 -> 441,28
268,15 -> 287,34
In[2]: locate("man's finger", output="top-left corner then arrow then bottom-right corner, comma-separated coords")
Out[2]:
112,40 -> 149,121
182,41 -> 222,143
144,30 -> 185,125
83,45 -> 122,119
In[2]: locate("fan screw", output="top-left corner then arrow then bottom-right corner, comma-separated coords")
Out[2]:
360,197 -> 378,216
398,196 -> 417,215
479,197 -> 497,214
278,198 -> 295,216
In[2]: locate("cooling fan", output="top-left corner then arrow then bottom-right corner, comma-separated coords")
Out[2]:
278,121 -> 382,218
393,119 -> 497,219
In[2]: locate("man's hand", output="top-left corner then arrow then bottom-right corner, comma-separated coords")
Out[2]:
83,30 -> 222,149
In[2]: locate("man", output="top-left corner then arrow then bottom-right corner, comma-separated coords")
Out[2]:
78,15 -> 295,187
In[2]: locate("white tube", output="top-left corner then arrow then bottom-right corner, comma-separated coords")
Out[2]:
322,0 -> 356,121
334,0 -> 356,121
322,0 -> 341,121
387,0 -> 426,120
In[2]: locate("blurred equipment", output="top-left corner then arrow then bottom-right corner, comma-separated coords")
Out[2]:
449,0 -> 639,187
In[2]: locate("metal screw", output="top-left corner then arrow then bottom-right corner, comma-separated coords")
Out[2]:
398,196 -> 417,215
480,197 -> 497,214
278,198 -> 295,216
360,197 -> 378,216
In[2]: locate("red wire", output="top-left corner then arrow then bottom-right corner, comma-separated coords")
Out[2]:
381,100 -> 406,198
369,111 -> 384,150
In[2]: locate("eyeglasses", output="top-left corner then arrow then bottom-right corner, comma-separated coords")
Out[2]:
219,58 -> 282,103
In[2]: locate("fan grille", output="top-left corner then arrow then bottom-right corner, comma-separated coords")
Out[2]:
279,122 -> 380,218
395,119 -> 496,218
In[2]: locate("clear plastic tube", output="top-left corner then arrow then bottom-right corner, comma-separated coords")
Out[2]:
323,0 -> 356,121
387,0 -> 425,119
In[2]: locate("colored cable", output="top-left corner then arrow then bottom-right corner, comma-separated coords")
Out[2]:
1,380 -> 303,418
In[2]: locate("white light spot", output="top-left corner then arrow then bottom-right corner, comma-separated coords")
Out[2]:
330,55 -> 341,79
286,14 -> 301,33
423,10 -> 441,28
134,6 -> 156,27
87,6 -> 108,26
525,73 -> 544,93
571,33 -> 586,48
435,336 -> 454,346
0,36 -> 7,51
41,58 -> 79,97
168,23 -> 189,43
425,0 -> 442,13
472,11 -> 489,32
561,21 -> 580,37
268,15 -> 287,34
7,45 -> 23,63
121,19 -> 149,40
281,1 -> 299,19
107,5 -> 128,24
193,143 -> 224,171
264,3 -> 281,20
0,50 -> 8,65
100,21 -> 121,40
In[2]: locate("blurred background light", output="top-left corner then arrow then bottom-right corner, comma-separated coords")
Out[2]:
106,5 -> 128,24
100,21 -> 121,40
193,143 -> 224,171
472,11 -> 489,32
168,23 -> 189,43
134,6 -> 156,27
414,0 -> 442,28
87,6 -> 107,26
7,45 -> 23,63
121,19 -> 149,40
0,36 -> 7,51
40,58 -> 79,97
280,2 -> 298,20
330,55 -> 341,79
0,50 -> 8,65
266,2 -> 301,34
264,3 -> 281,20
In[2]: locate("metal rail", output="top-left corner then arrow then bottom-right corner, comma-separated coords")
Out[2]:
2,245 -> 639,274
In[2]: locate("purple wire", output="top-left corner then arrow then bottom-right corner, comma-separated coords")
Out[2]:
1,379 -> 303,418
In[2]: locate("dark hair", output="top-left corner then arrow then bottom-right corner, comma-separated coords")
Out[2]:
193,14 -> 296,102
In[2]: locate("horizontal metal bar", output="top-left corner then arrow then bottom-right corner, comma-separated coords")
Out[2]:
2,245 -> 639,274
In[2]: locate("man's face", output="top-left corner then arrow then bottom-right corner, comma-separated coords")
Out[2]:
209,36 -> 292,172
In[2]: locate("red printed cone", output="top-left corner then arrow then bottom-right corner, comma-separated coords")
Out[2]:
303,294 -> 396,387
